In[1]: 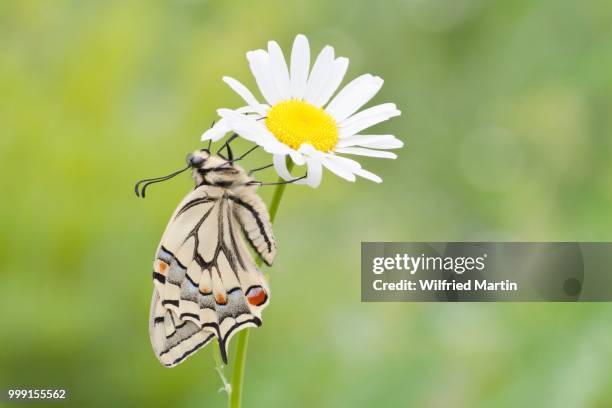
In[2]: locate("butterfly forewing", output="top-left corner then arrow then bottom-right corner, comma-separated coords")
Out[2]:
149,185 -> 273,367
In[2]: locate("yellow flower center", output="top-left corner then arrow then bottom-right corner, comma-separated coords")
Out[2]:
265,100 -> 338,152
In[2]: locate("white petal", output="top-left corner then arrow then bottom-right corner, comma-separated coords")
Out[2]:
235,105 -> 268,115
337,135 -> 404,149
247,50 -> 281,105
288,149 -> 306,165
339,105 -> 401,138
335,147 -> 397,159
273,154 -> 293,181
339,103 -> 400,128
201,119 -> 230,142
298,143 -> 323,165
221,111 -> 292,154
321,156 -> 357,182
304,45 -> 334,104
354,168 -> 382,183
304,156 -> 323,188
299,143 -> 325,188
326,153 -> 362,172
222,76 -> 263,112
260,140 -> 293,155
267,41 -> 291,100
340,116 -> 397,138
325,75 -> 384,122
220,110 -> 273,143
290,34 -> 310,98
312,57 -> 348,107
206,104 -> 262,142
298,143 -> 319,156
226,120 -> 270,145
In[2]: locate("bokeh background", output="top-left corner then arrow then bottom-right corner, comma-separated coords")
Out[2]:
2,0 -> 612,406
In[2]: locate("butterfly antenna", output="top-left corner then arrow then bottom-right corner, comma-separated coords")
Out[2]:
134,165 -> 190,198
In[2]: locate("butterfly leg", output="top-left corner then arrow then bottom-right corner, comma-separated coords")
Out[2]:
217,133 -> 239,160
247,163 -> 273,175
235,144 -> 259,161
247,174 -> 307,186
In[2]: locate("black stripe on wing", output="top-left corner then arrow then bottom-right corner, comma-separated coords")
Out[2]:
170,332 -> 216,366
175,196 -> 217,218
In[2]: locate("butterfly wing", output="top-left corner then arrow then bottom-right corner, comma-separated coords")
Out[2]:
229,191 -> 277,266
149,186 -> 271,367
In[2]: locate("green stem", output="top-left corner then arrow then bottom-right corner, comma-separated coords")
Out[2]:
229,162 -> 293,408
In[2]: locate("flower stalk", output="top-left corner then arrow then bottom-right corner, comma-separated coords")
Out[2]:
228,162 -> 294,408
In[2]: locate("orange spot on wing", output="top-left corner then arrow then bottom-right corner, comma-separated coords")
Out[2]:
246,287 -> 268,306
156,260 -> 169,275
215,293 -> 227,305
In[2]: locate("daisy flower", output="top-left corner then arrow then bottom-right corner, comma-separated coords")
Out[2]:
202,34 -> 403,188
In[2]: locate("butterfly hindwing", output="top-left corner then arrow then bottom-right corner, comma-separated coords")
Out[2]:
149,186 -> 272,367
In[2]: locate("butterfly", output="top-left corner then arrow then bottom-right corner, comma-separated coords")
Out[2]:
135,141 -> 301,367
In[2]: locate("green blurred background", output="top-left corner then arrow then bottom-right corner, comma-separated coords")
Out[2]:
1,0 -> 612,406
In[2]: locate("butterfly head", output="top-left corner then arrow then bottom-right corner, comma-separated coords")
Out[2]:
187,148 -> 248,188
186,148 -> 212,168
